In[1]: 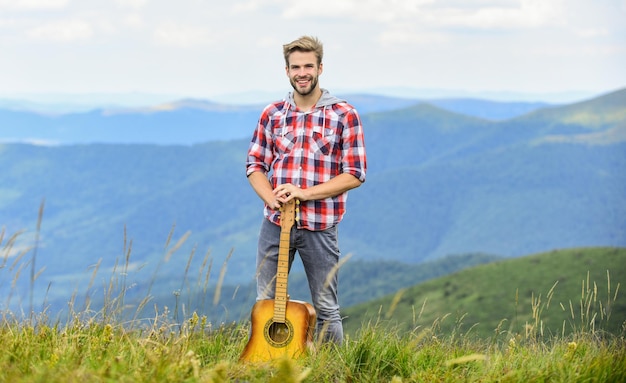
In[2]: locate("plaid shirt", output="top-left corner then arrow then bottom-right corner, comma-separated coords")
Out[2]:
246,91 -> 367,231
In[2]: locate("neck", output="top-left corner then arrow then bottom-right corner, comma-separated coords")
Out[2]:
294,87 -> 322,111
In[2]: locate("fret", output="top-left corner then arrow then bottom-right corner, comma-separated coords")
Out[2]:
272,199 -> 297,324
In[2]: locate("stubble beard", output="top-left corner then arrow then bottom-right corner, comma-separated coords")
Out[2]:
290,75 -> 319,97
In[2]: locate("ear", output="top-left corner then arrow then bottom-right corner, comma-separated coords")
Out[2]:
318,62 -> 323,75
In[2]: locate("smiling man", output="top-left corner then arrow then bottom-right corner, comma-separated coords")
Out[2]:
245,36 -> 367,345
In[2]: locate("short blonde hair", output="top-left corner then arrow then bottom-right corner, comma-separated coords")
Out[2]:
283,36 -> 324,66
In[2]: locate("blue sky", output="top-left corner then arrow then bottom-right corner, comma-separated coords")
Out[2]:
1,0 -> 625,104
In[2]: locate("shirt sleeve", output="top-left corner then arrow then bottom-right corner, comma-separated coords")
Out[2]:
246,108 -> 273,177
341,108 -> 367,182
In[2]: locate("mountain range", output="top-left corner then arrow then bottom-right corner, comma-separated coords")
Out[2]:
1,88 -> 625,320
0,94 -> 549,145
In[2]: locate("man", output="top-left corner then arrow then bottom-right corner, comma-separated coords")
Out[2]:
245,35 -> 367,345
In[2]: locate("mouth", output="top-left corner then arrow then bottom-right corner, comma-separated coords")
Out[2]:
295,77 -> 311,87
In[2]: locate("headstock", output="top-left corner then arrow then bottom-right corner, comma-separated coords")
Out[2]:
279,199 -> 298,231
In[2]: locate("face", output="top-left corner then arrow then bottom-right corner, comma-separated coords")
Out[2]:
285,50 -> 323,97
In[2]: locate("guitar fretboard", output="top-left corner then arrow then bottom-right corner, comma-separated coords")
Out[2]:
273,228 -> 290,323
273,199 -> 296,323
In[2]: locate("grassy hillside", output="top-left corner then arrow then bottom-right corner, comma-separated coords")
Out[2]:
19,250 -> 499,326
2,247 -> 625,382
518,87 -> 626,128
343,247 -> 626,339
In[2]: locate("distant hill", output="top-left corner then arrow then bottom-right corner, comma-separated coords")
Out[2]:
0,103 -> 261,145
345,88 -> 626,262
0,89 -> 624,318
0,94 -> 552,145
33,252 -> 500,324
343,247 -> 626,339
424,98 -> 550,121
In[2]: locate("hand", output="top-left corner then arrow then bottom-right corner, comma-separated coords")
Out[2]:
273,183 -> 306,204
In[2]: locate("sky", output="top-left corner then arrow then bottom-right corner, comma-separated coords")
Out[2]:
1,0 -> 625,105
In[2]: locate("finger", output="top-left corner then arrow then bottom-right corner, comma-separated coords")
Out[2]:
275,189 -> 290,199
273,183 -> 292,196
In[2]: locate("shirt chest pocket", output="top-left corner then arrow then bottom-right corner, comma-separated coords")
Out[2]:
311,125 -> 339,156
275,130 -> 296,154
271,116 -> 296,154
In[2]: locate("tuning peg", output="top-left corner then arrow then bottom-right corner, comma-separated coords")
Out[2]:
295,199 -> 300,222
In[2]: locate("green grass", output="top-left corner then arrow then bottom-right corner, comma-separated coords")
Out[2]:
1,309 -> 624,382
344,247 -> 626,340
2,224 -> 626,382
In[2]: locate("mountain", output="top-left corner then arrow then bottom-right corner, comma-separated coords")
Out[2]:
0,88 -> 624,319
0,101 -> 261,145
343,88 -> 625,262
0,94 -> 551,145
423,98 -> 549,121
342,247 -> 626,339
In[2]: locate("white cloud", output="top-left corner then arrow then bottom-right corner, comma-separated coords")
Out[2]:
0,0 -> 69,10
114,0 -> 148,9
0,18 -> 20,28
234,0 -> 571,51
231,0 -> 267,13
427,0 -> 564,29
576,27 -> 609,39
121,13 -> 145,29
242,0 -> 565,29
376,25 -> 448,45
276,0 -> 433,23
422,1 -> 564,30
153,22 -> 214,47
0,0 -> 623,97
28,19 -> 93,42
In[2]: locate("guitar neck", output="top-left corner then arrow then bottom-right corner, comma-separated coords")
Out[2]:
273,229 -> 290,323
273,199 -> 296,323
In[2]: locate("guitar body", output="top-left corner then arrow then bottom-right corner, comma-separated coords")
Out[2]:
241,199 -> 316,363
240,299 -> 316,362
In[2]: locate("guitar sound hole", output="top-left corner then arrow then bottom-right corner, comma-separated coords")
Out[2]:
268,322 -> 290,343
264,319 -> 294,347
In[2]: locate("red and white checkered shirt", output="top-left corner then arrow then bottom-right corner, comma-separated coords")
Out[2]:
246,90 -> 367,231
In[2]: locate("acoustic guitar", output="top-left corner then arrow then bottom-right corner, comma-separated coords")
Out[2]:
240,199 -> 316,362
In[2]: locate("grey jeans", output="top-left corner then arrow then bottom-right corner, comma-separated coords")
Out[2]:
255,218 -> 343,345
